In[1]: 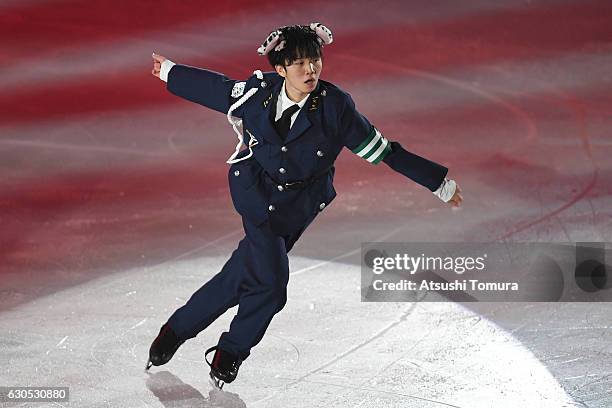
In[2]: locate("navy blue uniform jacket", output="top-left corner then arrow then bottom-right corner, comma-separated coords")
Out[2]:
166,65 -> 448,236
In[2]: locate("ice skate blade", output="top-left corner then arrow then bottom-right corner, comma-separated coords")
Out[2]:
145,359 -> 153,371
209,372 -> 225,390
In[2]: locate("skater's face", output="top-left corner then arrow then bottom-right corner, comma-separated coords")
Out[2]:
275,53 -> 323,102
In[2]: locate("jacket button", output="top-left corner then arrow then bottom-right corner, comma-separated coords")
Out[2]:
268,204 -> 276,211
261,81 -> 267,88
316,150 -> 324,157
279,167 -> 286,174
319,202 -> 326,210
234,170 -> 240,176
277,185 -> 284,192
281,146 -> 288,152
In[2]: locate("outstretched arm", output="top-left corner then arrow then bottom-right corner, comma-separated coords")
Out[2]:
341,95 -> 463,207
150,52 -> 247,115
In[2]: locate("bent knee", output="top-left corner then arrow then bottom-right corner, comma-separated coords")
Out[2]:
260,281 -> 288,311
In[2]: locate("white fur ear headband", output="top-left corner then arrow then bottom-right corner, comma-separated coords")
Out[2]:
256,23 -> 333,56
309,22 -> 333,45
257,29 -> 283,56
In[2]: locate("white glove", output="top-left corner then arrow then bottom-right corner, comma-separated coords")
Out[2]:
433,178 -> 457,203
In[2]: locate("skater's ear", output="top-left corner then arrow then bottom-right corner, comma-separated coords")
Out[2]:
275,64 -> 287,78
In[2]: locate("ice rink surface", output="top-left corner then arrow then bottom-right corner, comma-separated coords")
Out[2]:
1,0 -> 611,406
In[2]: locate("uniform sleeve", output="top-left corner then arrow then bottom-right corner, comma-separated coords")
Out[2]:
166,64 -> 254,116
341,95 -> 448,192
340,95 -> 392,164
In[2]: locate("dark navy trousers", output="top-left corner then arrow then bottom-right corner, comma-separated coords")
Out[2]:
167,215 -> 313,360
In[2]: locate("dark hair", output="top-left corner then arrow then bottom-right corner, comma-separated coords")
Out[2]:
266,25 -> 323,68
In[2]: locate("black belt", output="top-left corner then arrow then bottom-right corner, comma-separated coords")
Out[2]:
267,165 -> 334,191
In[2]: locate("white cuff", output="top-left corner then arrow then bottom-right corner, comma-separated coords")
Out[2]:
432,178 -> 456,203
160,59 -> 176,83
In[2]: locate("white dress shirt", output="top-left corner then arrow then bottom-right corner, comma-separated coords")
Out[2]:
159,59 -> 175,82
274,81 -> 309,128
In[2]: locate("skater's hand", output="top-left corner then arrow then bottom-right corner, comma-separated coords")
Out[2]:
151,52 -> 167,78
448,184 -> 463,207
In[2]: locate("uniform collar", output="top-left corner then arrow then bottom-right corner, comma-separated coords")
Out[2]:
253,79 -> 322,145
277,80 -> 309,117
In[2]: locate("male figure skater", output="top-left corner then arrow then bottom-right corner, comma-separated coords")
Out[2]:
147,23 -> 462,388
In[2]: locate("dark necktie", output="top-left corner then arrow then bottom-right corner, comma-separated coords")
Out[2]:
274,104 -> 300,140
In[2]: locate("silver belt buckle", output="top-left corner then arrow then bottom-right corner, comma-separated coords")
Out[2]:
284,180 -> 303,189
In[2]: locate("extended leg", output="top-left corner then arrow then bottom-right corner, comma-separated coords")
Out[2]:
167,236 -> 250,341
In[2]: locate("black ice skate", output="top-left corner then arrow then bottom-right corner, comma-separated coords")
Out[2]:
145,323 -> 184,370
205,346 -> 242,389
